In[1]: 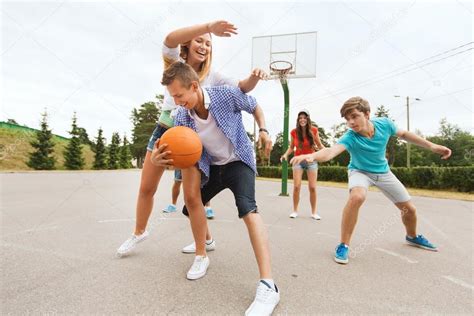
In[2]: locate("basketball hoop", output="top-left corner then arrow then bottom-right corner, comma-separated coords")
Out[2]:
270,60 -> 293,79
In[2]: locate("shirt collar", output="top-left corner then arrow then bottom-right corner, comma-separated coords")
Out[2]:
188,87 -> 210,117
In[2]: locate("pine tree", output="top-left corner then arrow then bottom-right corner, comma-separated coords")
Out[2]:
119,135 -> 133,169
63,113 -> 85,170
107,132 -> 121,169
130,96 -> 162,168
27,111 -> 56,170
93,128 -> 107,169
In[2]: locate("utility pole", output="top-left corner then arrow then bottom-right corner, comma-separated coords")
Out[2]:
394,95 -> 421,168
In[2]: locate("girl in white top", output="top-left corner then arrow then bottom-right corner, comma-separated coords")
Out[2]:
117,20 -> 267,257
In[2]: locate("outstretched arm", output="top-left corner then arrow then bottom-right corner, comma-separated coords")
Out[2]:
164,20 -> 238,48
396,129 -> 451,159
253,105 -> 272,157
290,144 -> 346,165
238,68 -> 268,93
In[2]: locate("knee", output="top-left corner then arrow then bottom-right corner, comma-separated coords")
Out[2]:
293,185 -> 301,194
401,204 -> 416,216
349,191 -> 366,205
308,186 -> 317,194
139,183 -> 157,198
184,195 -> 202,211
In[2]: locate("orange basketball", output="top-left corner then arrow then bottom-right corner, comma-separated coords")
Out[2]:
158,126 -> 202,169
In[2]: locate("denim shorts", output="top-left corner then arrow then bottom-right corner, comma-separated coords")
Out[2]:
174,169 -> 182,182
293,160 -> 318,171
348,169 -> 411,203
183,161 -> 257,218
146,124 -> 169,152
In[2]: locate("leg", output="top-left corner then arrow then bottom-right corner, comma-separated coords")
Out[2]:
243,213 -> 272,279
181,166 -> 207,257
340,187 -> 367,245
307,168 -> 318,216
171,180 -> 181,205
135,151 -> 165,235
291,167 -> 303,215
395,200 -> 417,237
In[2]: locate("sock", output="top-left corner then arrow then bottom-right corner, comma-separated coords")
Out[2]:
260,279 -> 275,291
205,239 -> 213,244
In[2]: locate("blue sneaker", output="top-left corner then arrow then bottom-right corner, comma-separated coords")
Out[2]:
334,243 -> 349,264
162,204 -> 177,213
205,207 -> 215,219
406,234 -> 438,251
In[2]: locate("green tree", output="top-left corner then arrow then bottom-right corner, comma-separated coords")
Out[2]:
107,132 -> 121,169
130,96 -> 162,168
119,135 -> 133,169
63,113 -> 84,170
27,111 -> 56,170
93,128 -> 107,170
329,122 -> 350,166
76,127 -> 91,146
269,132 -> 285,166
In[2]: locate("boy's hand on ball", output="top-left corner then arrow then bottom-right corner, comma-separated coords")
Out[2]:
151,143 -> 174,167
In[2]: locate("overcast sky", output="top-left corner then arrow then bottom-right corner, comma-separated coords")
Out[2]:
1,0 -> 472,143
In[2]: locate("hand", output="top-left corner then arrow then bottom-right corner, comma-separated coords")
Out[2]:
258,131 -> 272,158
150,141 -> 174,168
431,144 -> 452,160
207,20 -> 238,37
280,155 -> 287,162
290,154 -> 315,166
250,68 -> 269,80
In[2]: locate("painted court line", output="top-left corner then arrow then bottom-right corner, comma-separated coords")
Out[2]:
375,247 -> 418,264
442,276 -> 474,290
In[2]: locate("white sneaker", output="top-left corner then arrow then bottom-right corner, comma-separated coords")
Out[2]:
186,255 -> 210,280
289,212 -> 298,218
116,231 -> 149,257
311,214 -> 321,220
182,239 -> 216,254
245,281 -> 280,316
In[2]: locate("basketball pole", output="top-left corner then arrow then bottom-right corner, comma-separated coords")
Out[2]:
279,77 -> 290,196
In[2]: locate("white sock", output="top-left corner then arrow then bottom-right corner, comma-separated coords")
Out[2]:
205,239 -> 213,244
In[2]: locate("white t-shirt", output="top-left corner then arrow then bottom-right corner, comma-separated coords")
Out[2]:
161,44 -> 239,112
189,89 -> 239,165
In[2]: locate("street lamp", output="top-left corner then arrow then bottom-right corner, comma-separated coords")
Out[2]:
394,95 -> 421,168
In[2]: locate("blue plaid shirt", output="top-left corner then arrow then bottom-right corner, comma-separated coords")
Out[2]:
174,86 -> 257,184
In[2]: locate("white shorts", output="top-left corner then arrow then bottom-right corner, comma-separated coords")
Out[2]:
348,169 -> 411,203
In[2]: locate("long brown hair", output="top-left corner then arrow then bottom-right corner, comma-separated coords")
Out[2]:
163,35 -> 212,83
296,113 -> 316,149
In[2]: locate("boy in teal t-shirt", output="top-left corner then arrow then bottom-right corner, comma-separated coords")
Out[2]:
291,96 -> 452,264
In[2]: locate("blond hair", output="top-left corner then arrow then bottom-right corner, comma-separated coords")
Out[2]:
163,36 -> 212,83
340,97 -> 371,117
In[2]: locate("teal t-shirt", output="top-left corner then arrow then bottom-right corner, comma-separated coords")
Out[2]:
337,117 -> 397,174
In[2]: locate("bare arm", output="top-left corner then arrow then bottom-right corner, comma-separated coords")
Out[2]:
281,138 -> 295,162
290,144 -> 346,165
253,105 -> 272,157
396,129 -> 451,159
314,132 -> 325,150
238,68 -> 268,93
164,21 -> 237,48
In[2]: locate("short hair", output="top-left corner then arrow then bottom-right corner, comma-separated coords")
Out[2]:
161,61 -> 199,88
340,97 -> 371,117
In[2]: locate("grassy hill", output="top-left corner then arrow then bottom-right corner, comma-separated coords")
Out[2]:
0,126 -> 95,171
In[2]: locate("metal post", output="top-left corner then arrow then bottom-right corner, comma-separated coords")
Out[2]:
406,96 -> 411,168
280,78 -> 290,196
